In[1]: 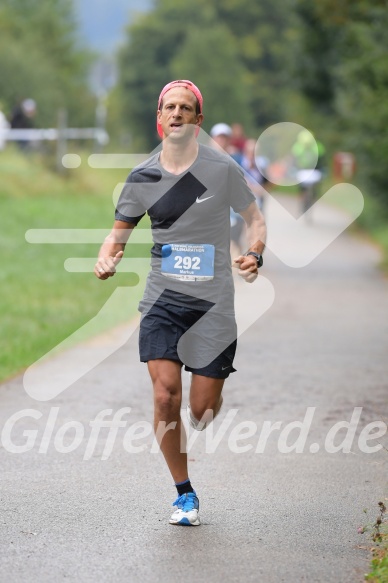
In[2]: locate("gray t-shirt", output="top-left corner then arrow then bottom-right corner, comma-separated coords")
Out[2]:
116,143 -> 255,314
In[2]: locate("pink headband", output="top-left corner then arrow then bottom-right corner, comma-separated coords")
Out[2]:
156,80 -> 203,138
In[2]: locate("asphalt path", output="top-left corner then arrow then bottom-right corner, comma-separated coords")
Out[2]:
1,195 -> 387,583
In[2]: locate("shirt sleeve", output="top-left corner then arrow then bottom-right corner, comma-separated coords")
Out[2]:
228,158 -> 256,213
115,176 -> 147,225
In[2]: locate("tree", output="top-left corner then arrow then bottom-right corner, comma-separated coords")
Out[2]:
211,0 -> 295,128
170,24 -> 253,131
118,1 -> 226,149
117,0 -> 295,149
0,0 -> 95,127
292,0 -> 388,210
335,5 -> 388,210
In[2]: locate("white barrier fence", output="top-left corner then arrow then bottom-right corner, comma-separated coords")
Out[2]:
0,127 -> 109,145
0,126 -> 109,172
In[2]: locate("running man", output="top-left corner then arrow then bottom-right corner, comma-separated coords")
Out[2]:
94,80 -> 266,526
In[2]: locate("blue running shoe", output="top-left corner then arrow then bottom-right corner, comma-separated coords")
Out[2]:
169,491 -> 200,526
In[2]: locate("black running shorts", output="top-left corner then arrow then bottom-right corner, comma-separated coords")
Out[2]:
139,299 -> 237,379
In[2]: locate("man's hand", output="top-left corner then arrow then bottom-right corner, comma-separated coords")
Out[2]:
94,251 -> 124,280
232,255 -> 258,283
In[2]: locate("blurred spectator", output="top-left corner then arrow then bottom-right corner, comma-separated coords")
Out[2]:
292,129 -> 326,215
10,98 -> 37,149
210,122 -> 234,154
292,129 -> 326,172
0,102 -> 10,150
209,123 -> 244,255
239,139 -> 271,211
230,123 -> 247,154
11,98 -> 36,129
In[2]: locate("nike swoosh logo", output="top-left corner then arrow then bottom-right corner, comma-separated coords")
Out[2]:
222,365 -> 231,370
196,195 -> 215,203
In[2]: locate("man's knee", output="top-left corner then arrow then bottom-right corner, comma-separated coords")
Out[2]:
153,371 -> 182,414
148,360 -> 182,413
153,381 -> 181,415
189,376 -> 224,421
190,398 -> 219,422
190,405 -> 209,422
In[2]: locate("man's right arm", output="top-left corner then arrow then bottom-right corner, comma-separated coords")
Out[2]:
94,220 -> 136,280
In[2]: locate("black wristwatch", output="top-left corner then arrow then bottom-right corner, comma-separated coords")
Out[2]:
245,251 -> 263,268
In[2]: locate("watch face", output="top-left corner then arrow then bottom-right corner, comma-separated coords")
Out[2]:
246,252 -> 263,267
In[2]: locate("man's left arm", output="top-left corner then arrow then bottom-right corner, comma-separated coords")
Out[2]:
233,201 -> 267,283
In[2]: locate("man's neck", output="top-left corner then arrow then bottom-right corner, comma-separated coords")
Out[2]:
159,138 -> 199,175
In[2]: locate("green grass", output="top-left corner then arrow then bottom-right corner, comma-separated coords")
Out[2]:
354,194 -> 388,273
362,502 -> 388,583
0,147 -> 151,382
365,530 -> 388,582
366,553 -> 388,582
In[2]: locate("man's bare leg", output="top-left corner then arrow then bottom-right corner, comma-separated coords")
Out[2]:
147,359 -> 188,483
189,374 -> 225,427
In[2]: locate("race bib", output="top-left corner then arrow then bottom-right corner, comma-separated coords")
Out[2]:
161,243 -> 215,281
